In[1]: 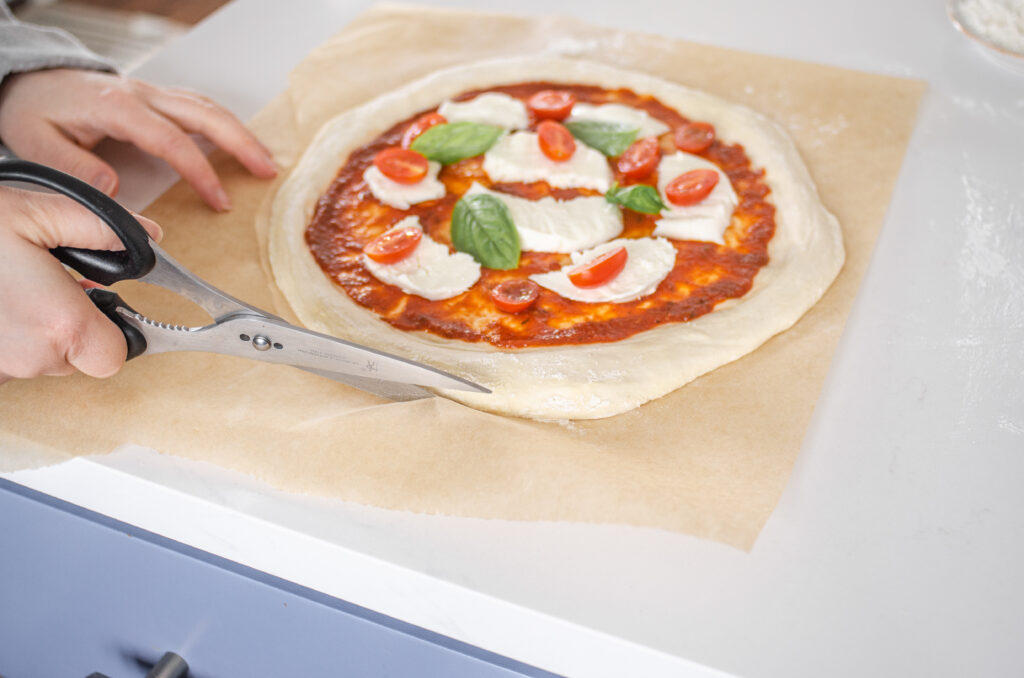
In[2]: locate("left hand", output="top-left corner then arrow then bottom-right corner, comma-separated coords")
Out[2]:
0,68 -> 278,211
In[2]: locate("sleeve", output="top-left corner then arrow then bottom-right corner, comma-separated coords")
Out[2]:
0,3 -> 117,85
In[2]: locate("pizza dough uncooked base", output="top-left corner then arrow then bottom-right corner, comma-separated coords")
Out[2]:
268,57 -> 845,420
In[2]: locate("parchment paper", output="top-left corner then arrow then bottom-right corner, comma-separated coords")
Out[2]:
0,4 -> 925,549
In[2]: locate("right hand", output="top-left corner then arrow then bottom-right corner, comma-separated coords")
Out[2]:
0,185 -> 162,384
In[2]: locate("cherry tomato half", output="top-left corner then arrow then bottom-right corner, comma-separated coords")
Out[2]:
673,121 -> 716,154
527,89 -> 576,121
568,246 -> 628,288
617,137 -> 661,180
537,120 -> 576,162
363,226 -> 422,264
665,169 -> 719,207
373,147 -> 429,184
490,279 -> 540,313
401,112 -> 446,148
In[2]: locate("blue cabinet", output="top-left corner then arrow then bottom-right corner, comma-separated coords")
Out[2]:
0,479 -> 559,678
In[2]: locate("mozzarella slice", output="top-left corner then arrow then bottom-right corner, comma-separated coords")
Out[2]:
653,152 -> 738,244
362,217 -> 480,301
363,161 -> 445,210
530,237 -> 676,304
438,92 -> 529,129
483,131 -> 613,192
465,183 -> 622,253
568,102 -> 670,138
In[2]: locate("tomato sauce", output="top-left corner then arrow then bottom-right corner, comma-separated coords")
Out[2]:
305,83 -> 775,349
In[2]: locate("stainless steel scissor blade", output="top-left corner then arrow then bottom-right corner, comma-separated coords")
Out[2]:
0,158 -> 489,399
114,304 -> 487,394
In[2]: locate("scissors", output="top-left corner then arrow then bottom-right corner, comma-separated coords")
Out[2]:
0,158 -> 489,401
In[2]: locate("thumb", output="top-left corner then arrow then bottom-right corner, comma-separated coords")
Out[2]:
0,220 -> 128,380
62,282 -> 131,379
7,185 -> 163,250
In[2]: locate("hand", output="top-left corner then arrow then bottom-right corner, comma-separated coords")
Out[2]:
0,69 -> 277,211
0,186 -> 163,384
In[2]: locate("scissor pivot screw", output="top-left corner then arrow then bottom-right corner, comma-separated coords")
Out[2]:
251,335 -> 272,351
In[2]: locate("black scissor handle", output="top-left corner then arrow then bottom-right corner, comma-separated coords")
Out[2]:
85,288 -> 148,360
0,158 -> 155,285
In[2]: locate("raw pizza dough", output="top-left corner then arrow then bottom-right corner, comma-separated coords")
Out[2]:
267,57 -> 844,420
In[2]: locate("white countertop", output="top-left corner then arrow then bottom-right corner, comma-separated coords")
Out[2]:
5,1 -> 1024,676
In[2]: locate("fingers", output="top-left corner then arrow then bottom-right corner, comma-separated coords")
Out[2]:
131,213 -> 164,242
101,81 -> 277,211
42,277 -> 127,379
0,69 -> 277,212
0,186 -> 163,381
103,101 -> 234,211
61,286 -> 130,379
140,84 -> 278,180
105,82 -> 277,211
0,200 -> 129,381
7,187 -> 163,249
10,119 -> 120,195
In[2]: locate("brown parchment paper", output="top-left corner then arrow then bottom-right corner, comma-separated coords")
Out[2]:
0,4 -> 925,549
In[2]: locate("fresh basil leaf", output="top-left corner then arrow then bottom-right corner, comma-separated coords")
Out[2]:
605,183 -> 667,215
410,121 -> 504,165
564,120 -> 639,157
450,194 -> 520,270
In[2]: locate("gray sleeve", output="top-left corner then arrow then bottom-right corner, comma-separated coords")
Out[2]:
0,3 -> 117,85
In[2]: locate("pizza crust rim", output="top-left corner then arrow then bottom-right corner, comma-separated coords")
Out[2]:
267,56 -> 845,420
